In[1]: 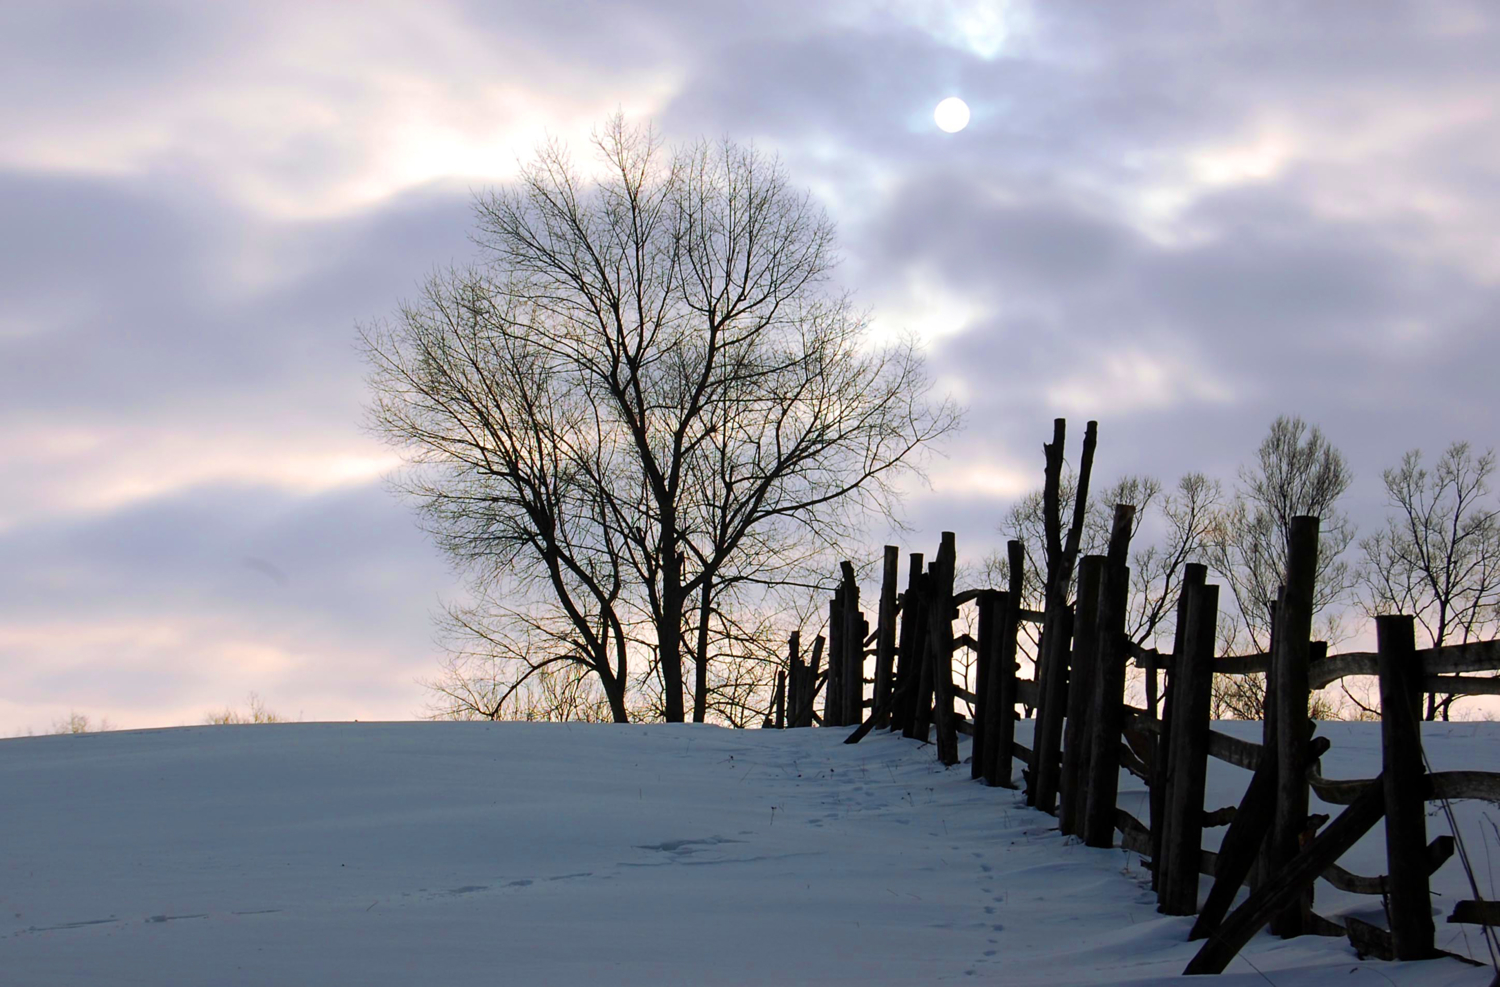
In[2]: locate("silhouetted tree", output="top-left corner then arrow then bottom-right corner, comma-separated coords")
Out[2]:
1361,442 -> 1500,720
364,117 -> 959,723
1205,415 -> 1355,718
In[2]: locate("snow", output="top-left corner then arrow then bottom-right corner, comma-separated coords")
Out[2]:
2,719 -> 1496,985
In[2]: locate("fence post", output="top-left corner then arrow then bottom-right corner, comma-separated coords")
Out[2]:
986,540 -> 1025,788
929,532 -> 961,766
1031,607 -> 1068,811
1152,562 -> 1207,892
827,587 -> 845,727
787,632 -> 802,729
980,590 -> 1013,787
774,670 -> 786,728
840,561 -> 863,729
1269,516 -> 1319,938
1376,614 -> 1436,960
1082,560 -> 1129,847
907,564 -> 937,742
1060,555 -> 1105,836
1033,420 -> 1069,809
974,589 -> 998,780
875,546 -> 900,728
892,553 -> 924,735
805,635 -> 825,727
1253,584 -> 1286,892
1160,580 -> 1218,915
1082,505 -> 1135,847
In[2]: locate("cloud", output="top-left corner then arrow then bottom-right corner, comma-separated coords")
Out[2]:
0,480 -> 455,731
4,0 -> 1500,728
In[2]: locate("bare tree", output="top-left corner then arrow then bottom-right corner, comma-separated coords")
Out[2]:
1361,442 -> 1500,720
1205,415 -> 1356,651
204,693 -> 285,725
364,118 -> 959,724
1204,415 -> 1355,719
1118,474 -> 1221,649
50,712 -> 114,735
986,470 -> 1221,714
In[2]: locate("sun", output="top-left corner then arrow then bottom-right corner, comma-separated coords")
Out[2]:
934,97 -> 971,133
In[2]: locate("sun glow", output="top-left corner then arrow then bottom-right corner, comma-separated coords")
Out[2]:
934,97 -> 971,133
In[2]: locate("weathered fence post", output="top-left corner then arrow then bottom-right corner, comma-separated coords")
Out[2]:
906,566 -> 937,742
929,532 -> 961,766
840,561 -> 863,729
1082,505 -> 1134,848
1252,583 -> 1285,892
1159,579 -> 1219,915
1152,562 -> 1207,892
1268,516 -> 1319,938
1033,419 -> 1097,812
987,541 -> 1025,788
1060,554 -> 1105,836
875,546 -> 900,728
973,588 -> 998,780
1031,606 -> 1068,811
892,553 -> 924,734
801,635 -> 825,728
827,588 -> 845,727
774,670 -> 786,729
787,632 -> 802,729
1376,614 -> 1436,960
906,564 -> 930,735
788,633 -> 824,729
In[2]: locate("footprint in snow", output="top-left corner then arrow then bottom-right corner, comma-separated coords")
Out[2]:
634,837 -> 744,855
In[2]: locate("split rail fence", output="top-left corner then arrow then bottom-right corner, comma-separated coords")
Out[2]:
768,418 -> 1500,977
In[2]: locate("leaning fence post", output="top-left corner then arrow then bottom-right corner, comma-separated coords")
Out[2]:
875,547 -> 900,728
1060,555 -> 1105,836
1376,614 -> 1436,960
1160,580 -> 1218,915
1269,515 -> 1319,938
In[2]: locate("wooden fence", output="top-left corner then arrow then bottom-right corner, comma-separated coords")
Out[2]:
770,418 -> 1500,976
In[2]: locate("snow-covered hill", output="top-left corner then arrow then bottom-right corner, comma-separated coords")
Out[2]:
2,720 -> 1495,985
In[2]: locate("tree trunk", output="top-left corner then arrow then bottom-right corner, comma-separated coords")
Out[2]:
596,653 -> 631,723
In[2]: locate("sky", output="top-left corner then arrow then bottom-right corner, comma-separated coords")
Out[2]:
3,0 -> 1499,733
